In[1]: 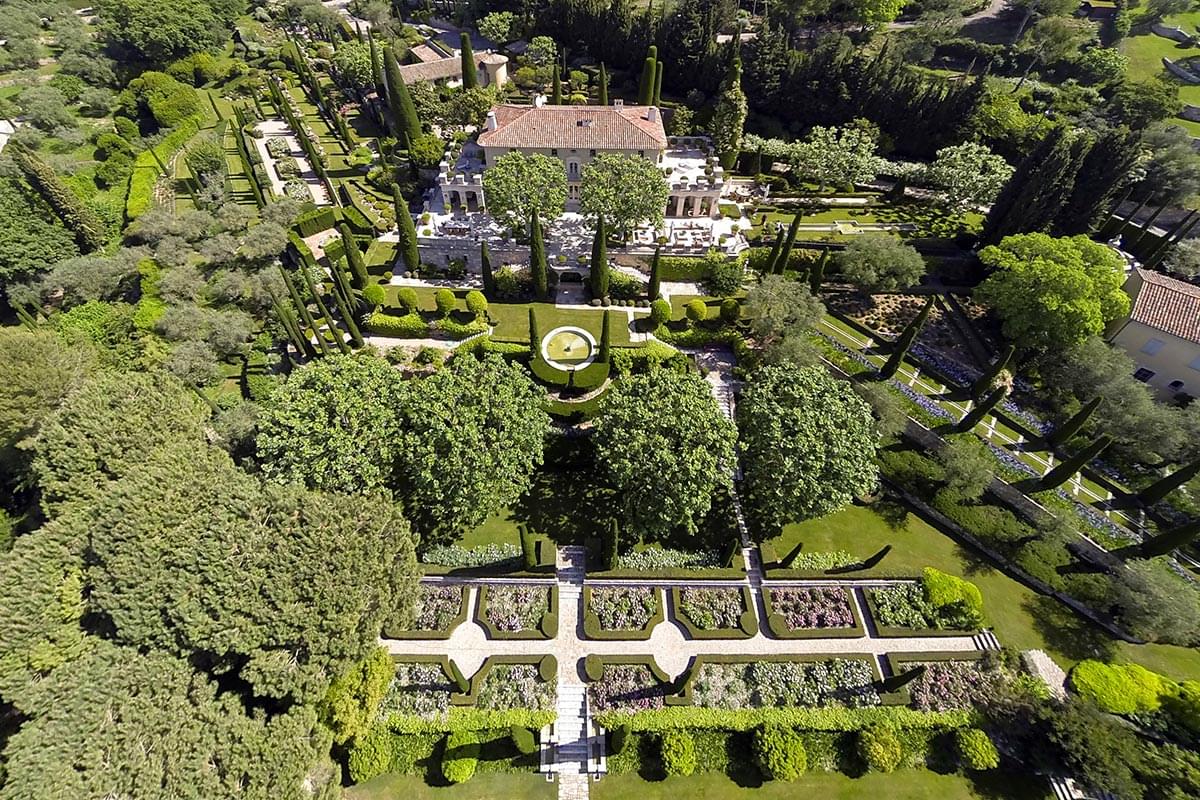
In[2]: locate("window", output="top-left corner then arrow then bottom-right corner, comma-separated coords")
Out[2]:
1189,354 -> 1200,371
1134,367 -> 1156,382
589,149 -> 596,157
638,150 -> 644,157
1141,338 -> 1166,355
1168,380 -> 1185,392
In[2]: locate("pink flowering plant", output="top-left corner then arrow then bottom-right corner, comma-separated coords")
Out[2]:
587,664 -> 668,712
413,585 -> 463,631
485,585 -> 549,632
590,586 -> 657,630
377,662 -> 453,720
769,587 -> 855,629
907,660 -> 1001,711
477,664 -> 556,711
691,659 -> 880,709
679,587 -> 744,629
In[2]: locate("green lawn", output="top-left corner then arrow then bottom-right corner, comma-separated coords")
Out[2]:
768,505 -> 1200,680
489,301 -> 639,346
1122,12 -> 1200,149
593,769 -> 1049,800
347,772 -> 555,800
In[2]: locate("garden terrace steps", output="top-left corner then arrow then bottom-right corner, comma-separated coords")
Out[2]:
972,630 -> 1001,651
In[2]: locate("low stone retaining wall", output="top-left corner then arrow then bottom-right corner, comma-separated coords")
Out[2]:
1152,22 -> 1193,43
1164,57 -> 1200,84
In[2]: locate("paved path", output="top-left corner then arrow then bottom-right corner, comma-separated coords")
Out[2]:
253,119 -> 331,206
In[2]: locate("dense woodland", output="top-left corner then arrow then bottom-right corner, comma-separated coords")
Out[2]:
2,0 -> 1200,798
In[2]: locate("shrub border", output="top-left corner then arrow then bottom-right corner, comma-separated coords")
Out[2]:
761,585 -> 866,639
670,586 -> 759,639
582,586 -> 666,641
474,584 -> 559,640
593,705 -> 973,733
582,654 -> 672,685
668,653 -> 884,708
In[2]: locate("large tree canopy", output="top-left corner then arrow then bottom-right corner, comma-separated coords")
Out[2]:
0,641 -> 339,800
977,233 -> 1130,351
923,142 -> 1014,209
579,153 -> 669,236
592,369 -> 737,541
95,0 -> 243,63
738,365 -> 877,533
257,355 -> 407,495
481,151 -> 567,229
835,234 -> 927,292
395,354 -> 550,545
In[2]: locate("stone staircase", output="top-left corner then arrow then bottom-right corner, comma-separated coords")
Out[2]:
554,683 -> 591,775
972,630 -> 1001,651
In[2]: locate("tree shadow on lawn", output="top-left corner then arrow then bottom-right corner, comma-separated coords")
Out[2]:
1023,593 -> 1118,664
511,437 -> 615,546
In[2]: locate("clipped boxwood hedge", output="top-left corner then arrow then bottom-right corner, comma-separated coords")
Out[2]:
583,654 -> 672,685
382,584 -> 469,640
571,359 -> 610,390
582,586 -> 665,641
473,584 -> 559,641
529,353 -> 570,387
670,586 -> 758,640
295,206 -> 338,237
365,310 -> 430,338
594,704 -> 973,733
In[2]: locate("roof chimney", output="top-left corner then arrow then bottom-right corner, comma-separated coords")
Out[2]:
647,106 -> 658,123
485,110 -> 497,131
534,94 -> 546,108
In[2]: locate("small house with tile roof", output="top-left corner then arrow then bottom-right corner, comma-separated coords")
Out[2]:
1108,268 -> 1200,400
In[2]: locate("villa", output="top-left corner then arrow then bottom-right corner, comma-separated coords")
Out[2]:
436,99 -> 729,219
1109,268 -> 1200,401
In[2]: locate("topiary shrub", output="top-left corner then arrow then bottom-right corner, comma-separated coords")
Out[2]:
447,659 -> 470,694
466,289 -> 488,318
686,299 -> 708,325
610,723 -> 632,754
538,654 -> 557,682
362,283 -> 386,307
441,730 -> 479,783
660,730 -> 697,777
955,728 -> 999,771
649,298 -> 672,327
1068,660 -> 1164,715
921,567 -> 984,629
435,288 -> 457,317
720,297 -> 741,324
584,655 -> 604,682
753,723 -> 806,781
510,725 -> 538,755
858,724 -> 902,773
397,287 -> 419,312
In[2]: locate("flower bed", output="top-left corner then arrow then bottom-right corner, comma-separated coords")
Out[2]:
678,587 -> 744,629
378,661 -> 453,720
616,546 -> 720,571
484,585 -> 549,633
904,660 -> 1001,712
413,585 -> 464,631
420,543 -> 521,569
868,583 -> 939,629
767,587 -> 855,630
588,664 -> 669,712
690,659 -> 880,709
590,586 -> 658,631
477,664 -> 556,712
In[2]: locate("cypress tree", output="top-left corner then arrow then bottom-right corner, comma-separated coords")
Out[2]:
648,245 -> 662,299
809,249 -> 827,295
1037,435 -> 1112,491
530,210 -> 549,300
528,306 -> 540,354
604,518 -> 619,570
590,216 -> 609,299
279,264 -> 330,356
10,143 -> 106,252
481,241 -> 496,298
598,62 -> 609,105
1046,397 -> 1102,448
328,248 -> 356,307
956,385 -> 1008,433
383,45 -> 421,142
762,226 -> 784,275
394,185 -> 419,272
459,31 -> 477,89
748,147 -> 763,176
599,310 -> 612,364
297,260 -> 351,355
338,223 -> 370,289
775,212 -> 802,275
368,30 -> 382,90
272,297 -> 312,359
551,64 -> 562,104
983,127 -> 1090,244
328,257 -> 364,347
1057,126 -> 1142,236
879,297 -> 933,380
970,344 -> 1015,399
638,47 -> 657,105
1138,518 -> 1200,558
653,59 -> 663,106
1136,458 -> 1200,506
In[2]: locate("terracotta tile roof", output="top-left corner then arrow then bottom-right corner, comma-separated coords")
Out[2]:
477,104 -> 667,151
1129,268 -> 1200,344
398,54 -> 487,83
